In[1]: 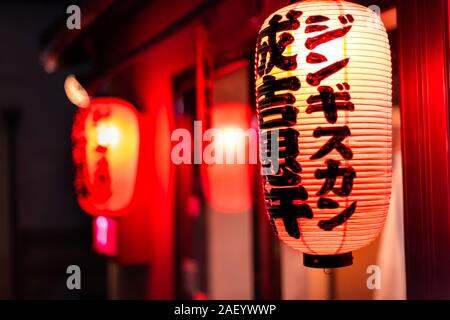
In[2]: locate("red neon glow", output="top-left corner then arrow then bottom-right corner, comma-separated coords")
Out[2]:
72,97 -> 140,217
93,216 -> 118,256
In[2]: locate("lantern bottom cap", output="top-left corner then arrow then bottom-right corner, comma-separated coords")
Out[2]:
303,252 -> 353,269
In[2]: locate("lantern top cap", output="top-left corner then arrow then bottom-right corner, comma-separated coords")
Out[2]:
260,0 -> 385,34
280,0 -> 377,14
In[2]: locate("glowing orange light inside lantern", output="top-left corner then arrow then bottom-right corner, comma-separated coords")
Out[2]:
204,103 -> 253,214
72,97 -> 140,217
255,0 -> 392,268
215,127 -> 246,153
96,124 -> 121,148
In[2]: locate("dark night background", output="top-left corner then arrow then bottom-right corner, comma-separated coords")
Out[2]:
0,0 -> 105,299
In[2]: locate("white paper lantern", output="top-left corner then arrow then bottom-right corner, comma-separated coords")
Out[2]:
255,0 -> 392,267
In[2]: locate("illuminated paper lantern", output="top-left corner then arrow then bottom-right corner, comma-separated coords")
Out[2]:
72,97 -> 140,217
255,0 -> 392,267
204,103 -> 253,214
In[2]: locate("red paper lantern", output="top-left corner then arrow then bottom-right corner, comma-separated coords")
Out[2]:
72,97 -> 140,217
255,0 -> 392,267
204,102 -> 253,214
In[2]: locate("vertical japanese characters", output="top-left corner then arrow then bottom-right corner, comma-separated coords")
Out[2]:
73,105 -> 113,205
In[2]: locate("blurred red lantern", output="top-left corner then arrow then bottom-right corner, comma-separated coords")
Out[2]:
203,102 -> 254,214
72,97 -> 140,217
66,81 -> 149,264
255,0 -> 392,267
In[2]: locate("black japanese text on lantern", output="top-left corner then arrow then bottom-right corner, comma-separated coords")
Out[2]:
256,11 -> 357,240
72,105 -> 112,204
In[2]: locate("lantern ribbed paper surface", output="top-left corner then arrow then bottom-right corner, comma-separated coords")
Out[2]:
255,0 -> 392,266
